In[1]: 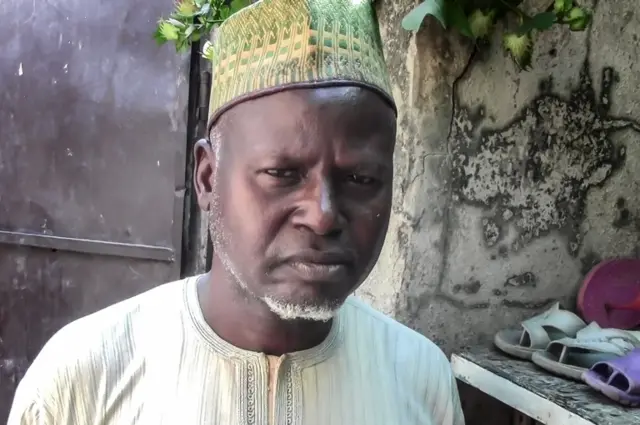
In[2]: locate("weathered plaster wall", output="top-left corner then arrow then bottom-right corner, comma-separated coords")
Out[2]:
363,0 -> 640,356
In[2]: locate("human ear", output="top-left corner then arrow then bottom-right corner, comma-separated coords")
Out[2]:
193,139 -> 216,211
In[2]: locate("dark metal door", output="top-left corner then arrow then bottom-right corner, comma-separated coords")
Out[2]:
0,0 -> 189,419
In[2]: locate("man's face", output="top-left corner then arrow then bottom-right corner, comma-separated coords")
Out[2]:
195,86 -> 396,321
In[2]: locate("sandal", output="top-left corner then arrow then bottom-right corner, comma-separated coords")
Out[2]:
531,322 -> 640,381
494,302 -> 586,360
583,348 -> 640,407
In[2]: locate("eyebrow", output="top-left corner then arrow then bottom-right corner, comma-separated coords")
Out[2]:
252,150 -> 391,173
238,122 -> 393,171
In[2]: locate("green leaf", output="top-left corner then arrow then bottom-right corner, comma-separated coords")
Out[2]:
166,18 -> 187,28
175,0 -> 197,17
401,0 -> 446,32
196,3 -> 211,16
176,38 -> 191,53
565,7 -> 591,31
157,20 -> 181,41
446,2 -> 473,38
202,40 -> 215,61
468,9 -> 496,39
219,9 -> 229,20
153,25 -> 168,45
517,12 -> 556,34
553,0 -> 573,15
185,24 -> 197,39
504,31 -> 533,70
229,0 -> 251,14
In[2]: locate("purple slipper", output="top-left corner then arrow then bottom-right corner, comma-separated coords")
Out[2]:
583,348 -> 640,407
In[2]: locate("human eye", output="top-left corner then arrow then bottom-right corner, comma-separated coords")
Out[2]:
259,168 -> 303,188
346,173 -> 378,186
264,168 -> 299,179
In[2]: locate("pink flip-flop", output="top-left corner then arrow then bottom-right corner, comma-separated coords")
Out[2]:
578,259 -> 640,330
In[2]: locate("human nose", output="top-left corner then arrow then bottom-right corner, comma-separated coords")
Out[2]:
292,178 -> 342,237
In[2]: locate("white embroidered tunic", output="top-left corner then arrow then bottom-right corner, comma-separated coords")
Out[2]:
9,277 -> 465,425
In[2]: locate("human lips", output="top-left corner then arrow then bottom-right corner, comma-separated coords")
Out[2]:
289,262 -> 348,280
281,251 -> 354,282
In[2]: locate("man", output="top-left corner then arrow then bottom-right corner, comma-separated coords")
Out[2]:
8,0 -> 464,424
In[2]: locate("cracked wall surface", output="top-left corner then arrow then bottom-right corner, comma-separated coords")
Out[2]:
361,0 -> 640,360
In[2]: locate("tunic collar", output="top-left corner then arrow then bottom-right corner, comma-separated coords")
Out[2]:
184,275 -> 343,368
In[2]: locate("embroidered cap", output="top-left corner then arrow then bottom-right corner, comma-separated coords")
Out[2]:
207,0 -> 395,130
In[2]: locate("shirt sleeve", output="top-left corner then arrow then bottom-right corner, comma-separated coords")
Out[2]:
447,368 -> 466,425
7,380 -> 55,425
425,347 -> 466,425
6,326 -> 76,425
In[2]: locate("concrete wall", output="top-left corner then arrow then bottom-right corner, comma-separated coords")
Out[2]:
363,0 -> 640,356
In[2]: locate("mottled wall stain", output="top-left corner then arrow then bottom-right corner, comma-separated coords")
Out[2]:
612,197 -> 640,229
450,63 -> 640,257
504,272 -> 537,288
453,279 -> 482,294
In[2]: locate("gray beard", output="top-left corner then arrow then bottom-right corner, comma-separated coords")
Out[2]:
207,202 -> 340,322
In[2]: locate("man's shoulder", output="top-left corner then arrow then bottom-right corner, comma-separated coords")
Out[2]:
12,278 -> 191,414
51,277 -> 188,349
341,296 -> 449,364
341,297 -> 464,425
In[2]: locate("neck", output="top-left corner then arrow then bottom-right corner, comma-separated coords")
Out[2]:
197,258 -> 333,355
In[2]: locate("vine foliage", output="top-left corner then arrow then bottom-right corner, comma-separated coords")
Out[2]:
401,0 -> 592,70
154,0 -> 251,60
153,0 -> 592,70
